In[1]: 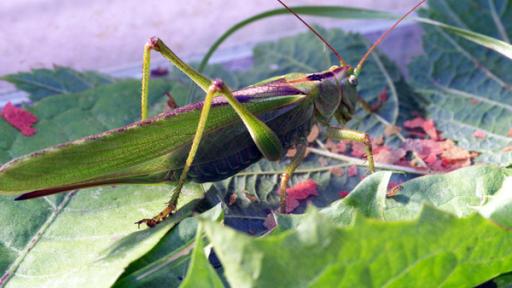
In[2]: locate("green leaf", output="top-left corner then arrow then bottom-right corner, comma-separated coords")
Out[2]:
2,67 -> 115,101
417,17 -> 512,60
0,184 -> 204,288
410,0 -> 512,165
206,160 -> 333,217
279,165 -> 512,229
202,206 -> 512,287
113,204 -> 223,288
275,171 -> 391,230
180,223 -> 224,288
199,165 -> 512,286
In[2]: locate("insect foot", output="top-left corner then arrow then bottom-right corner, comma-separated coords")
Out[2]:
135,204 -> 176,228
146,36 -> 161,51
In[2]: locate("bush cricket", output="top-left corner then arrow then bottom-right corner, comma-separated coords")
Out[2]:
0,0 -> 426,227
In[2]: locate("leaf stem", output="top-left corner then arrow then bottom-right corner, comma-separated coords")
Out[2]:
235,163 -> 352,176
308,145 -> 431,175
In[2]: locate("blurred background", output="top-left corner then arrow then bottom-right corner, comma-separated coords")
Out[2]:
0,0 -> 422,102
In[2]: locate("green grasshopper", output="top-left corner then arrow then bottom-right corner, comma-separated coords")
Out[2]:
0,0 -> 426,227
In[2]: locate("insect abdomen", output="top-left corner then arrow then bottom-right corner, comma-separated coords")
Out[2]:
186,102 -> 313,182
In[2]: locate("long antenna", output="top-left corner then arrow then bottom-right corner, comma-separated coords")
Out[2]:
277,0 -> 348,67
355,0 -> 427,74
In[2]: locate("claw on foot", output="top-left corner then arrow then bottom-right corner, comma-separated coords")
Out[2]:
135,204 -> 176,228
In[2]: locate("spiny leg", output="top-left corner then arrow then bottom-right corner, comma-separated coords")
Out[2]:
279,142 -> 307,213
140,36 -> 282,159
140,37 -> 212,120
327,127 -> 375,173
136,80 -> 224,227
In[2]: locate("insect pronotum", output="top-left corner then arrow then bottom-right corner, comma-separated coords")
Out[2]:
0,0 -> 426,227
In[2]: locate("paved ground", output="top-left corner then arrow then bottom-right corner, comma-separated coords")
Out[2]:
0,0 -> 421,81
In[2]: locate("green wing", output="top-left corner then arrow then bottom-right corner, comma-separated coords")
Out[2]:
0,95 -> 304,197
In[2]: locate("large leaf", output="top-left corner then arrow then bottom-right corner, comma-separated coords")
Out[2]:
0,186 -> 203,288
202,206 -> 512,288
2,67 -> 115,102
279,165 -> 512,229
205,156 -> 375,228
194,166 -> 512,287
410,0 -> 512,165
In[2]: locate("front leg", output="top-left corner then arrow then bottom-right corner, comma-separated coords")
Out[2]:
327,127 -> 375,173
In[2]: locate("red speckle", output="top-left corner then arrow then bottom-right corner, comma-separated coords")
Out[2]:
285,179 -> 318,213
404,117 -> 440,140
373,135 -> 385,145
228,193 -> 238,206
508,128 -> 512,138
379,88 -> 389,102
263,213 -> 276,230
404,139 -> 476,172
337,141 -> 347,153
351,143 -> 365,158
470,98 -> 480,105
473,130 -> 486,139
329,167 -> 344,177
373,146 -> 406,165
339,191 -> 349,198
1,102 -> 38,136
348,165 -> 358,177
286,197 -> 301,213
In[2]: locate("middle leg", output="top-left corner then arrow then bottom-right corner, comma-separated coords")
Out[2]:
278,142 -> 307,213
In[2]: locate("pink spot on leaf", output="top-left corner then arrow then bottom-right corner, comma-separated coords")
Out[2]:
348,165 -> 358,177
263,213 -> 277,230
339,191 -> 349,198
473,130 -> 486,139
284,179 -> 318,213
1,102 -> 38,136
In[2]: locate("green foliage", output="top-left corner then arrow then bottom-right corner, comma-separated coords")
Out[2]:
201,206 -> 512,288
188,166 -> 512,287
410,0 -> 512,165
2,67 -> 115,101
180,224 -> 224,288
1,0 -> 512,286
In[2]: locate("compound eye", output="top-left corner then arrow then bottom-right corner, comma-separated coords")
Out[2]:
348,75 -> 358,86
